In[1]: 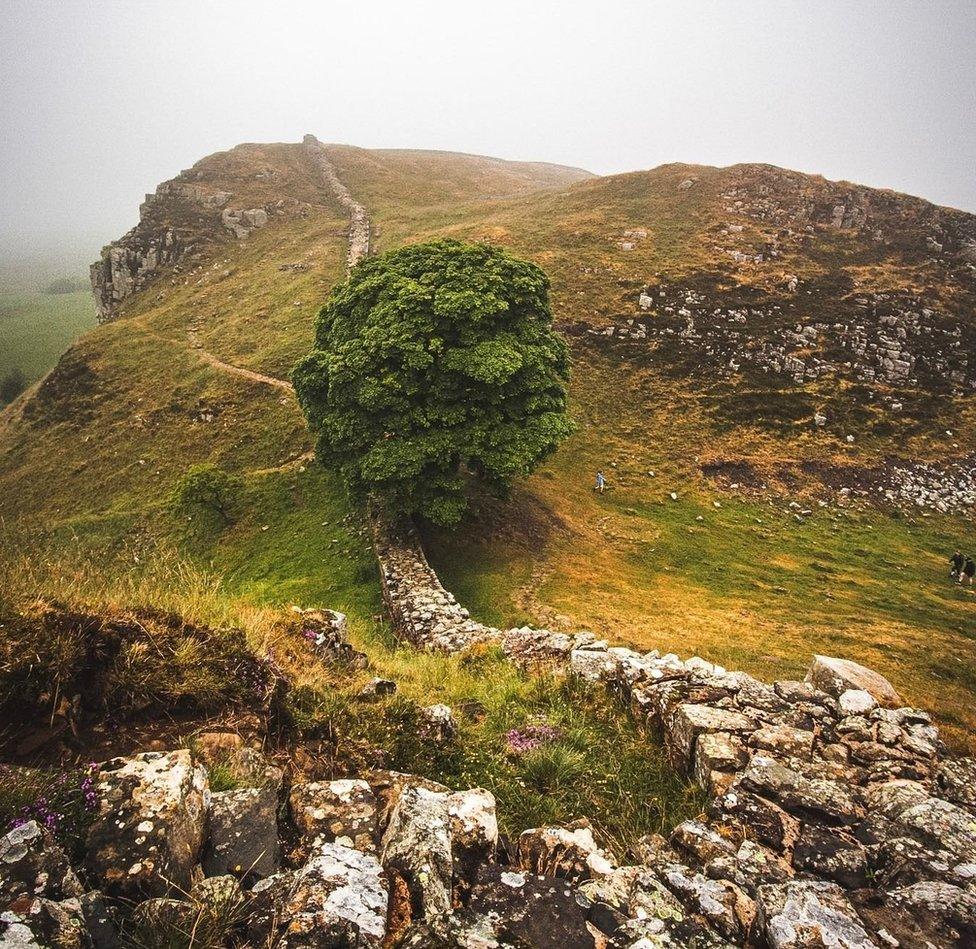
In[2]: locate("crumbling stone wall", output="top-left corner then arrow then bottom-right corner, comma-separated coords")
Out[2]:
373,516 -> 976,946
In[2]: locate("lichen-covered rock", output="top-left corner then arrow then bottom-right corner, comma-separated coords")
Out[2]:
791,827 -> 867,889
517,819 -> 613,883
886,880 -> 976,946
756,880 -> 876,948
706,840 -> 792,895
0,820 -> 82,905
805,655 -> 902,707
85,751 -> 208,897
285,842 -> 388,946
419,704 -> 457,744
935,756 -> 976,812
712,789 -> 800,854
0,897 -> 90,949
894,796 -> 976,858
694,732 -> 749,792
380,785 -> 453,918
669,821 -> 735,865
204,784 -> 280,880
659,865 -> 755,943
740,755 -> 863,825
445,788 -> 498,901
749,724 -> 815,760
666,705 -> 757,765
290,779 -> 379,853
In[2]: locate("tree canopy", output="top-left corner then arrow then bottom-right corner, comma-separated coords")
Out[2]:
293,239 -> 573,525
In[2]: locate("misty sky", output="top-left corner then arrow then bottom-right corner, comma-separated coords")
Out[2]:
1,0 -> 974,272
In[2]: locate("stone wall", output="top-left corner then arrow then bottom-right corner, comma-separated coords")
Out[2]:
303,135 -> 370,269
373,516 -> 976,946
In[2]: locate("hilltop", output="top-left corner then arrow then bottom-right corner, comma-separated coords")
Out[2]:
1,138 -> 976,756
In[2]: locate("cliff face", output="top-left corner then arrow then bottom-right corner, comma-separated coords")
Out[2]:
89,158 -> 285,322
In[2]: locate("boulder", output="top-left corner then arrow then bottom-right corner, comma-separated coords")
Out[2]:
85,751 -> 208,897
419,704 -> 457,744
935,756 -> 976,811
290,779 -> 378,853
894,796 -> 976,858
285,842 -> 388,947
886,880 -> 976,945
204,785 -> 280,880
756,880 -> 876,948
0,820 -> 83,904
659,864 -> 755,942
805,656 -> 902,707
791,826 -> 868,889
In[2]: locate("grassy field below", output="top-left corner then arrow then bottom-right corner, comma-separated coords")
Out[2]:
0,289 -> 95,384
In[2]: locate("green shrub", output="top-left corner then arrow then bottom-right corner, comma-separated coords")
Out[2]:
170,463 -> 244,526
293,239 -> 573,525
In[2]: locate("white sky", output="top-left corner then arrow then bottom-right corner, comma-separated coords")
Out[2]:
1,0 -> 974,269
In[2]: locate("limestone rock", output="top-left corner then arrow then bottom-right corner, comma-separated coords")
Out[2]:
791,826 -> 867,889
290,779 -> 379,853
0,897 -> 90,949
0,820 -> 82,904
420,704 -> 457,744
756,880 -> 876,948
659,865 -> 755,942
204,784 -> 280,880
935,756 -> 976,811
85,750 -> 208,897
285,842 -> 388,947
805,656 -> 902,707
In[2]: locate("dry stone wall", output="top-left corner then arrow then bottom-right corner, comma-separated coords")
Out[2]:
373,516 -> 976,947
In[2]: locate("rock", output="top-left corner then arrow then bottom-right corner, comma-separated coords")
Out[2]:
85,750 -> 208,897
0,820 -> 82,904
445,788 -> 498,901
659,864 -> 755,942
419,704 -> 457,744
1,897 -> 90,949
245,870 -> 296,946
358,677 -> 397,699
467,865 -> 597,947
756,880 -> 876,948
886,880 -> 976,945
669,821 -> 735,865
380,785 -> 453,918
666,704 -> 756,765
712,790 -> 800,854
290,779 -> 379,853
740,755 -> 863,826
191,873 -> 245,909
204,785 -> 280,880
805,656 -> 902,707
241,208 -> 268,228
749,724 -> 815,760
694,732 -> 749,792
895,796 -> 976,858
706,839 -> 792,894
935,756 -> 976,811
285,842 -> 387,946
791,826 -> 867,889
517,820 -> 612,883
838,689 -> 877,716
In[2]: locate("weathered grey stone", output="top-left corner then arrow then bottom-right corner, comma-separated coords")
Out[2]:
419,704 -> 457,744
712,789 -> 801,854
290,779 -> 378,853
740,755 -> 862,825
0,821 -> 82,904
85,750 -> 208,897
805,655 -> 902,707
895,796 -> 976,858
749,724 -> 815,759
1,897 -> 91,949
669,821 -> 735,865
756,880 -> 876,948
285,842 -> 387,946
666,704 -> 756,764
380,785 -> 453,918
204,785 -> 280,879
886,880 -> 976,945
660,864 -> 755,942
792,826 -> 868,889
935,756 -> 976,811
706,839 -> 792,895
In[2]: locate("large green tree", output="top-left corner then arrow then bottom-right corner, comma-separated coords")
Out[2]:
293,239 -> 573,525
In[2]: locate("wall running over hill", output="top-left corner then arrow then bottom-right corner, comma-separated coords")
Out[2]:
373,516 -> 976,947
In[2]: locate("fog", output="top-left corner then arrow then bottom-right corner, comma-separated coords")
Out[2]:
1,0 -> 974,275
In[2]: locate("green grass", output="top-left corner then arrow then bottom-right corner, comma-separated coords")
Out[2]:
0,290 -> 96,383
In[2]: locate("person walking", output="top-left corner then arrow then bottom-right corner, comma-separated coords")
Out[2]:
595,470 -> 606,493
963,556 -> 975,586
950,550 -> 964,581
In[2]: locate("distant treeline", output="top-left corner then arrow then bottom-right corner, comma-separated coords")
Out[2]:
43,276 -> 89,295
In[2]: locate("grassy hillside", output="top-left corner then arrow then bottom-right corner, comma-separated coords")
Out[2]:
1,140 -> 975,765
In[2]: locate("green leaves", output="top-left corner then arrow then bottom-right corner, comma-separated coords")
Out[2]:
293,239 -> 573,526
